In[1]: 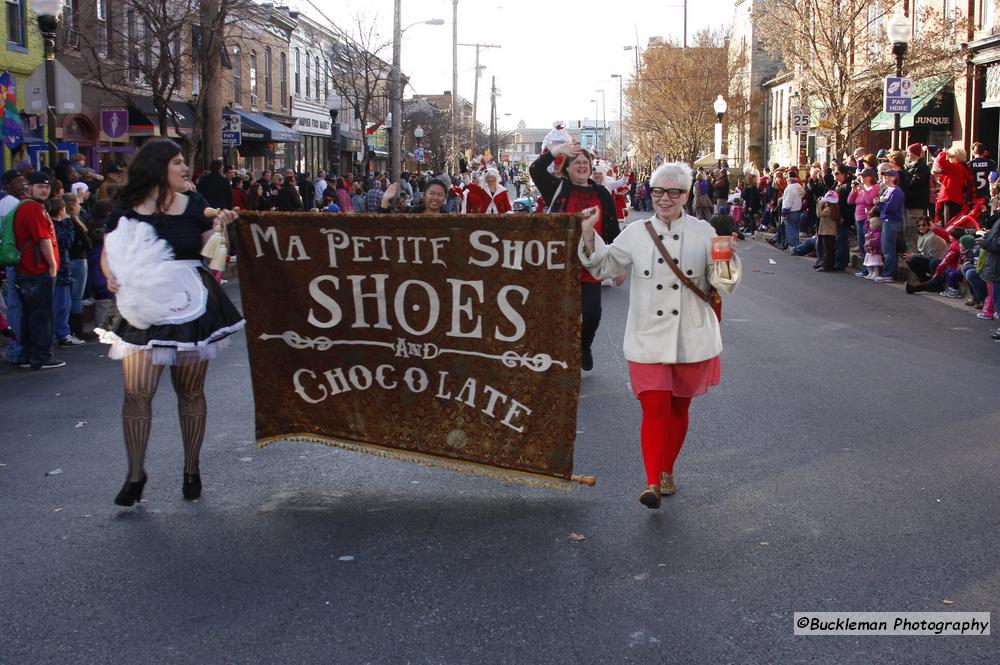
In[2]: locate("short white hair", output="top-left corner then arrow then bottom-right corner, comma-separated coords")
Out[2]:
484,167 -> 500,180
650,162 -> 693,192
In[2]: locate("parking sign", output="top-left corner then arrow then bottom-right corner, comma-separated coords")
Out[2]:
884,76 -> 913,114
222,112 -> 241,146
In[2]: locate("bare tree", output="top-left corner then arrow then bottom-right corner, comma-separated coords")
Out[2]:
76,0 -> 193,140
327,17 -> 391,173
754,0 -> 963,158
625,30 -> 749,166
72,0 -> 265,167
402,99 -> 451,172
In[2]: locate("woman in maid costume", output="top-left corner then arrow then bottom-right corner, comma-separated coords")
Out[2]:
96,139 -> 245,506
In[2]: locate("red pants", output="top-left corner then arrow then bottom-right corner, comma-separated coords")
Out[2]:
638,390 -> 693,485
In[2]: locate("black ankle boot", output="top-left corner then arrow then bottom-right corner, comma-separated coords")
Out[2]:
114,473 -> 147,506
182,473 -> 202,500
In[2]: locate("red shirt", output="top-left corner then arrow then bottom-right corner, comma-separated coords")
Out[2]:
13,198 -> 58,276
232,186 -> 247,209
564,187 -> 603,283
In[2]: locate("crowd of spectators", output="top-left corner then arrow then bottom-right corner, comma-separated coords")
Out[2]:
715,142 -> 1000,341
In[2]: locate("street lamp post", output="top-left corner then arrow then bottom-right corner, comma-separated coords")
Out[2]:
414,125 -> 424,171
611,74 -> 624,158
390,3 -> 443,182
326,94 -> 340,175
713,94 -> 727,170
35,0 -> 64,167
886,9 -> 912,151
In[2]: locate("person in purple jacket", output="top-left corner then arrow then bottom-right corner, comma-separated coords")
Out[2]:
876,164 -> 906,282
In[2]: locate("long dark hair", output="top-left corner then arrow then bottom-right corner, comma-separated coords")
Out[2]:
118,139 -> 182,212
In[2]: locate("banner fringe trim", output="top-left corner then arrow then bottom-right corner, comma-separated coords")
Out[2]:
257,433 -> 574,492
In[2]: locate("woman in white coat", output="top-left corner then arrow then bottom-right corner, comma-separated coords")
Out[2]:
578,162 -> 741,509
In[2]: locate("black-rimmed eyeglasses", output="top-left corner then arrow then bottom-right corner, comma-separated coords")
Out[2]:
650,187 -> 686,199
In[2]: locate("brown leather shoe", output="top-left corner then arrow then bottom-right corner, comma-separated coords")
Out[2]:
659,472 -> 676,496
639,485 -> 661,509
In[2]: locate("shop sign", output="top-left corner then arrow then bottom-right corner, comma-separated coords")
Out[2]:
293,105 -> 334,135
100,108 -> 128,141
913,116 -> 952,127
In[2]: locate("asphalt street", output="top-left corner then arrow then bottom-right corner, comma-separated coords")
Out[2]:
2,211 -> 999,664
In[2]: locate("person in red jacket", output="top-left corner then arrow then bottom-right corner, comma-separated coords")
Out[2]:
463,168 -> 512,214
932,147 -> 971,224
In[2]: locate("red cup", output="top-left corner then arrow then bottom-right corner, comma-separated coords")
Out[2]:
711,236 -> 733,262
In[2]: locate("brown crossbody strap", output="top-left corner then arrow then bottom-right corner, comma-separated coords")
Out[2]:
643,220 -> 712,305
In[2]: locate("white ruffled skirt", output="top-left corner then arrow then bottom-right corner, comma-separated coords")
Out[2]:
96,264 -> 245,366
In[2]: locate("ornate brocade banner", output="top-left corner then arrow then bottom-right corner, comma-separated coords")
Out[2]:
235,212 -> 585,487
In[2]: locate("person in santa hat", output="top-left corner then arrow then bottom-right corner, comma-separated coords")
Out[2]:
462,167 -> 512,214
592,163 -> 632,225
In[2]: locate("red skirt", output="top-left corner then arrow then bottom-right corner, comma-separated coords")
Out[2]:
628,356 -> 721,399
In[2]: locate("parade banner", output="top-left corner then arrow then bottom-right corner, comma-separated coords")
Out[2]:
235,212 -> 590,488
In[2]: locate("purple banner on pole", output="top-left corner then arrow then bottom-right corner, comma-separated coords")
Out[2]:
101,108 -> 127,139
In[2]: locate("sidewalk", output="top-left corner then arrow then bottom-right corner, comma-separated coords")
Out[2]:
750,231 -> 998,319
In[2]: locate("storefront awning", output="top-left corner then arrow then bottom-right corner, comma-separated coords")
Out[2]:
127,106 -> 155,135
237,110 -> 300,143
870,76 -> 953,131
130,98 -> 196,135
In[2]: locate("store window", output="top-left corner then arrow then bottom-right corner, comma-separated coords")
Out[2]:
249,50 -> 258,108
294,48 -> 300,96
95,0 -> 107,55
233,46 -> 242,106
280,51 -> 288,107
264,47 -> 272,105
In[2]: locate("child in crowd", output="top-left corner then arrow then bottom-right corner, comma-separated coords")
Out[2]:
730,198 -> 744,231
906,227 -> 969,298
46,197 -> 82,346
862,216 -> 883,280
85,198 -> 114,333
815,189 -> 839,272
966,240 -> 990,313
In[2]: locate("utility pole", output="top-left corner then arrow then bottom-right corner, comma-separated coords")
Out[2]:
451,0 -> 458,174
458,42 -> 500,153
489,75 -> 496,158
390,0 -> 402,181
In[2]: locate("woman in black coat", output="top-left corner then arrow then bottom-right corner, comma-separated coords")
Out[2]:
530,143 -> 620,372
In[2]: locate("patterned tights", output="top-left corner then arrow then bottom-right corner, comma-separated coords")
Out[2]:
637,390 -> 692,486
121,352 -> 209,481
